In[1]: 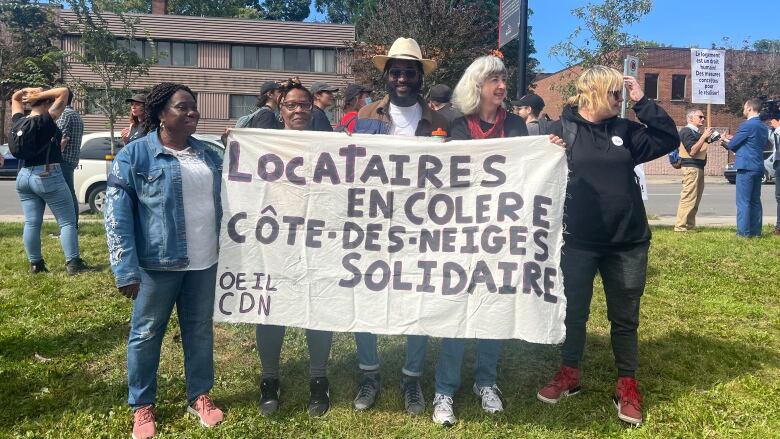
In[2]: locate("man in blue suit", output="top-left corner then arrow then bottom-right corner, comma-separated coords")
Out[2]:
723,99 -> 769,237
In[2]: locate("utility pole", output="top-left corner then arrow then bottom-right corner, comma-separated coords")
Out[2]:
516,0 -> 529,99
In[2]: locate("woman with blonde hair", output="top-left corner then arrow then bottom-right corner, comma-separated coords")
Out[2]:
535,65 -> 679,426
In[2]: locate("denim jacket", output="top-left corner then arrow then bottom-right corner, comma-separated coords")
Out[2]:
104,130 -> 223,287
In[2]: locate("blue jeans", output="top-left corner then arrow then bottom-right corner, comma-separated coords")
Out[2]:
434,338 -> 502,397
127,265 -> 217,408
735,169 -> 763,237
15,165 -> 79,262
355,333 -> 428,377
60,162 -> 79,226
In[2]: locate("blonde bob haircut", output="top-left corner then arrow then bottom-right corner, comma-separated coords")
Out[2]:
568,65 -> 624,113
451,55 -> 508,116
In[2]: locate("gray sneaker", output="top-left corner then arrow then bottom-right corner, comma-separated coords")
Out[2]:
353,372 -> 380,411
432,393 -> 456,426
401,376 -> 425,415
473,383 -> 504,413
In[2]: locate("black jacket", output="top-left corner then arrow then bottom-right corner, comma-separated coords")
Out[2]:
447,112 -> 528,140
551,97 -> 679,249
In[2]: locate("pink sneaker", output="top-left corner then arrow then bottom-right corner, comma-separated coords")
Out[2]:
132,405 -> 156,439
187,394 -> 224,427
537,365 -> 582,404
614,377 -> 643,425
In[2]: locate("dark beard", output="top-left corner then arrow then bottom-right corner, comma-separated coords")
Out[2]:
387,82 -> 421,107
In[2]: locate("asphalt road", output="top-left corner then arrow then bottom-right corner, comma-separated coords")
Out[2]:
0,176 -> 777,221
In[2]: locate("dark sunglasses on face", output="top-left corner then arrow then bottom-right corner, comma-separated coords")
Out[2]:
608,90 -> 622,100
698,115 -> 706,119
281,101 -> 312,111
388,68 -> 419,80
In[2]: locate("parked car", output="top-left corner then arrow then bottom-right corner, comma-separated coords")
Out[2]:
0,143 -> 22,177
723,144 -> 775,185
74,132 -> 224,213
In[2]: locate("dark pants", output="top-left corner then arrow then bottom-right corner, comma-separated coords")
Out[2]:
560,242 -> 649,377
60,162 -> 79,227
775,168 -> 779,229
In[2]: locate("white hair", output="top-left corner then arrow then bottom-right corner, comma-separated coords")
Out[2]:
451,56 -> 508,115
686,108 -> 702,122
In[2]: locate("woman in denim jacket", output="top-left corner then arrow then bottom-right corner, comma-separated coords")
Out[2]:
104,83 -> 224,439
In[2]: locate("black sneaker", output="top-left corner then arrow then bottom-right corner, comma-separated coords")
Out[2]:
65,257 -> 91,276
308,377 -> 330,417
401,375 -> 425,415
259,378 -> 280,416
30,260 -> 48,274
353,372 -> 381,411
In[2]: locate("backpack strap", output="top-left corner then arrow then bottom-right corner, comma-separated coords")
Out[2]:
560,118 -> 578,162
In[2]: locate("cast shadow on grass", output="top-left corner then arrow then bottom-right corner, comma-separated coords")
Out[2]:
0,320 -> 129,429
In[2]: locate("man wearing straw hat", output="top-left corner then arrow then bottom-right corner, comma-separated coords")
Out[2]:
351,37 -> 447,416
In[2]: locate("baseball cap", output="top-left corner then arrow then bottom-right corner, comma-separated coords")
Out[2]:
428,84 -> 453,103
126,93 -> 146,104
511,94 -> 545,113
260,81 -> 280,96
344,84 -> 372,103
310,82 -> 339,94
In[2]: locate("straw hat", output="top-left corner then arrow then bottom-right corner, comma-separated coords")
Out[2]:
372,37 -> 437,76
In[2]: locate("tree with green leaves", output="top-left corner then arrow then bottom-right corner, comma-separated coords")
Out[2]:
712,38 -> 780,117
93,0 -> 311,21
66,0 -> 156,153
0,0 -> 64,143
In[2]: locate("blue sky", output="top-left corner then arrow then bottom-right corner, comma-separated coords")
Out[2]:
529,0 -> 778,72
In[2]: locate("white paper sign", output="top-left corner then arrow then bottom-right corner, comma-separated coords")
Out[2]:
691,49 -> 726,104
214,130 -> 568,343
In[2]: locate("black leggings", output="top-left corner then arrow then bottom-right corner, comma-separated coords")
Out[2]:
256,325 -> 333,379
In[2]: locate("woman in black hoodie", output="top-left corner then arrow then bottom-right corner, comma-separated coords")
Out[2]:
535,66 -> 679,426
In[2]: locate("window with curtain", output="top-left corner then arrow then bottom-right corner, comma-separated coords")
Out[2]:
229,95 -> 256,119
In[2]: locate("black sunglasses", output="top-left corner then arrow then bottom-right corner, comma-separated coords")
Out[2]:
608,90 -> 622,100
388,68 -> 419,80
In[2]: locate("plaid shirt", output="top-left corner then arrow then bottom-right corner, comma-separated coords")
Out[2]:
55,106 -> 84,166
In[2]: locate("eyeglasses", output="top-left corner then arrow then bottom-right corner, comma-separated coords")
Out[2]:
697,115 -> 706,119
388,68 -> 419,80
281,101 -> 312,111
608,90 -> 622,100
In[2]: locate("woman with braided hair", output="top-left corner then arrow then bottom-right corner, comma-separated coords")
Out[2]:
104,82 -> 224,439
254,78 -> 334,418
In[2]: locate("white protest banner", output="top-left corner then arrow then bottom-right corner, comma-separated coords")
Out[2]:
214,130 -> 568,343
691,48 -> 726,104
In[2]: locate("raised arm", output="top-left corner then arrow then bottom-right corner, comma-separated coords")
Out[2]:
24,87 -> 69,119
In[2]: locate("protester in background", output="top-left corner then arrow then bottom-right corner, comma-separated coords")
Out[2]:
351,37 -> 447,416
768,113 -> 780,235
431,55 -> 564,427
512,93 -> 552,135
338,83 -> 372,133
254,78 -> 333,418
120,93 -> 148,144
427,84 -> 462,123
12,87 -> 90,275
104,82 -> 224,439
238,81 -> 282,129
536,66 -> 679,426
55,88 -> 85,226
674,108 -> 713,232
722,99 -> 770,237
309,82 -> 338,131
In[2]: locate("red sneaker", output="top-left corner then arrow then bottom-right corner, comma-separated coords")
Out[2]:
187,393 -> 224,427
132,405 -> 156,439
613,377 -> 643,425
537,365 -> 581,404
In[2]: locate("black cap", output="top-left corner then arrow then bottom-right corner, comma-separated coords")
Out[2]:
344,84 -> 372,103
428,84 -> 453,103
260,81 -> 280,96
126,93 -> 146,104
511,94 -> 545,113
310,82 -> 339,94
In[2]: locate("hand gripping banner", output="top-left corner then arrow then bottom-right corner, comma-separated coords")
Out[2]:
215,129 -> 568,343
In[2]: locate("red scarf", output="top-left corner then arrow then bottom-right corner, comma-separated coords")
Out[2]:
466,106 -> 507,139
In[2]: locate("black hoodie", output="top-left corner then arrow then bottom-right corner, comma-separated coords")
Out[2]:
550,97 -> 680,250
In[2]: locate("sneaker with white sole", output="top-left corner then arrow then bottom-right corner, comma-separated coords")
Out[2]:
473,383 -> 504,413
187,393 -> 224,427
432,393 -> 457,426
132,404 -> 155,439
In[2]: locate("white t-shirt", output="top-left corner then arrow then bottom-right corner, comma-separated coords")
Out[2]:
165,146 -> 218,270
389,103 -> 422,136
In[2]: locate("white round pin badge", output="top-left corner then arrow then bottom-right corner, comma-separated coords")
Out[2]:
611,136 -> 623,146
17,130 -> 23,137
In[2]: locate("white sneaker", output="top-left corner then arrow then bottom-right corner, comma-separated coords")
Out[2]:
432,393 -> 457,426
473,383 -> 504,413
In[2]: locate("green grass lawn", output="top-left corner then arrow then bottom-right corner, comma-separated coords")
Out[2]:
0,223 -> 778,438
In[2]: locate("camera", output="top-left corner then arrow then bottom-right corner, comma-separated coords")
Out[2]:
707,130 -> 721,143
758,98 -> 780,121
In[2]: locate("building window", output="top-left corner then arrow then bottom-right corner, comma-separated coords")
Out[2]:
671,75 -> 686,101
232,45 -> 335,73
230,94 -> 256,119
154,41 -> 197,66
644,73 -> 659,100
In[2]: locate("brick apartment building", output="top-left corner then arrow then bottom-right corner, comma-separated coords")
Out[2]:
532,47 -> 762,177
3,2 -> 355,137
